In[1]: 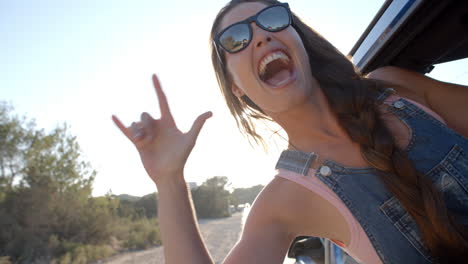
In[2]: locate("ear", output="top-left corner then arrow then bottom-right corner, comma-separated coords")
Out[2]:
231,83 -> 245,97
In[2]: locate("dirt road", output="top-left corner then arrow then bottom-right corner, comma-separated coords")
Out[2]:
104,212 -> 244,264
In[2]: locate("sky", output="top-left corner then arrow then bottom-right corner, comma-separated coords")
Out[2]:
2,0 -> 467,197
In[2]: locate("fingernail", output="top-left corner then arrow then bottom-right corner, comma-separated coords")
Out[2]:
134,131 -> 144,139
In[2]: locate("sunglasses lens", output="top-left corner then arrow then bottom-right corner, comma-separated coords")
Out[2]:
219,24 -> 250,53
257,6 -> 290,31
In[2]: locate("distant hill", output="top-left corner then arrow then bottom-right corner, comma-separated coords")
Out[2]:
113,193 -> 158,218
116,194 -> 141,202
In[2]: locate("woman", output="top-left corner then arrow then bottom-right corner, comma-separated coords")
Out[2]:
112,0 -> 468,263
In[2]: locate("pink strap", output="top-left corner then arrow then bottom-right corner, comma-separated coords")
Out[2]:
384,95 -> 446,124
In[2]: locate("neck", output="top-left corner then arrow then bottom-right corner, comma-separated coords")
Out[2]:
270,89 -> 351,152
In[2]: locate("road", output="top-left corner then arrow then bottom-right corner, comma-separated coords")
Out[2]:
104,212 -> 244,264
104,208 -> 296,264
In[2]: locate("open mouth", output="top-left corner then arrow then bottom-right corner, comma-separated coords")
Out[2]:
258,50 -> 295,87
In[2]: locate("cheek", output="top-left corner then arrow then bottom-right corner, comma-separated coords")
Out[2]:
286,32 -> 312,79
281,28 -> 307,55
226,55 -> 255,88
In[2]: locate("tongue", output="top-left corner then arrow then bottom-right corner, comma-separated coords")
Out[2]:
265,69 -> 291,87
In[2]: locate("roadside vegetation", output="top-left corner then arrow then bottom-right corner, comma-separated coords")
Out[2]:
0,102 -> 263,263
0,102 -> 160,264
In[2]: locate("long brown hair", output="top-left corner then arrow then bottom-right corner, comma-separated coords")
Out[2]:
210,0 -> 468,262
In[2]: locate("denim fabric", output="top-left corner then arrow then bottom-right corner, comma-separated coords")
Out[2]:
275,98 -> 468,264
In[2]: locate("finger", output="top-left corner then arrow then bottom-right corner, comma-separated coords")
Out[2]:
112,115 -> 134,142
141,112 -> 155,136
152,74 -> 172,119
188,111 -> 213,139
140,112 -> 154,121
131,122 -> 145,141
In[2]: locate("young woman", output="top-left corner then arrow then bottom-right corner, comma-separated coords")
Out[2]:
113,0 -> 468,263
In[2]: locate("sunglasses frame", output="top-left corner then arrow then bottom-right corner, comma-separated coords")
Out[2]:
214,3 -> 291,54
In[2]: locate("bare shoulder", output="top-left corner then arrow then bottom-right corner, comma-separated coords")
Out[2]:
245,177 -> 299,228
366,66 -> 432,106
249,176 -> 350,242
222,178 -> 301,263
224,177 -> 350,263
239,177 -> 297,237
368,66 -> 468,136
250,176 -> 315,226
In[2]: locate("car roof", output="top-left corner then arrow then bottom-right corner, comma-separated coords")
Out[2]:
349,0 -> 468,75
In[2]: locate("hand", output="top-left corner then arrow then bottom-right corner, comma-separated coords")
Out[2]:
112,74 -> 212,185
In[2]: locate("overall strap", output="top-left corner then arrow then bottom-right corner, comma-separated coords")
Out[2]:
375,87 -> 396,105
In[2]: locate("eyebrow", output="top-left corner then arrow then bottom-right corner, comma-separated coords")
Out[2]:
219,5 -> 268,31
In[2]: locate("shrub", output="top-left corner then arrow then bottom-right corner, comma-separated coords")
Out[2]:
120,218 -> 161,250
55,244 -> 114,264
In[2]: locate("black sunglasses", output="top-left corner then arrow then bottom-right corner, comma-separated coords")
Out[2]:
215,3 -> 292,54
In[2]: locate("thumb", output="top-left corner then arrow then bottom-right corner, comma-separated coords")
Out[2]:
188,111 -> 212,139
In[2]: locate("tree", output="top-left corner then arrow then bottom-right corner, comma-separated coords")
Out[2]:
191,176 -> 231,218
114,193 -> 158,219
0,103 -> 31,193
0,102 -> 110,262
230,184 -> 264,208
0,102 -> 163,263
135,193 -> 158,218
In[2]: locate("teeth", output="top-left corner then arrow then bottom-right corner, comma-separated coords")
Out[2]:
259,51 -> 290,76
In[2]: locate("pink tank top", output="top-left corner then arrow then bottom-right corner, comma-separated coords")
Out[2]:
275,96 -> 445,264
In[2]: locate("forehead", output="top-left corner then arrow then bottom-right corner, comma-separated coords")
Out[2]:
220,2 -> 269,31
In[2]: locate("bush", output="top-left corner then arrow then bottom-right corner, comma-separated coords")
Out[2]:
114,218 -> 161,250
55,244 -> 114,264
58,253 -> 71,264
0,104 -> 162,263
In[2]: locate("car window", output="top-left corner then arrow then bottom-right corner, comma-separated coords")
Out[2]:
427,58 -> 468,85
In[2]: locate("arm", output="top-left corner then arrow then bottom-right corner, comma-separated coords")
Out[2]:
223,180 -> 296,263
113,75 -> 214,263
158,177 -> 213,263
367,66 -> 468,137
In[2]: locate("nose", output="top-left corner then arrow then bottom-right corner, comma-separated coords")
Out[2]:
251,23 -> 272,48
256,36 -> 272,48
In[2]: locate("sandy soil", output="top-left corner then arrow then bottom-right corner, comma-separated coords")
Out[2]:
103,212 -> 244,264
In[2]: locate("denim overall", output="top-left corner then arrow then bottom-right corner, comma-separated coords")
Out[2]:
275,96 -> 468,264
